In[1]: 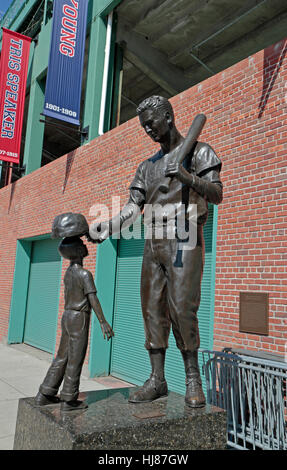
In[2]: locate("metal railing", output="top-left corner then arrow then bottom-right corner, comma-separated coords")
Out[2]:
201,349 -> 287,450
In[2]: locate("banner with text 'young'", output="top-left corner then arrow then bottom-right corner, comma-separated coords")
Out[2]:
43,0 -> 88,126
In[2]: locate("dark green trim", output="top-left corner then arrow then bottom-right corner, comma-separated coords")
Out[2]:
93,0 -> 122,19
8,240 -> 32,344
88,237 -> 118,377
82,15 -> 107,142
82,2 -> 121,142
103,12 -> 117,132
23,77 -> 46,175
8,234 -> 62,351
209,204 -> 218,349
111,43 -> 123,129
19,232 -> 51,242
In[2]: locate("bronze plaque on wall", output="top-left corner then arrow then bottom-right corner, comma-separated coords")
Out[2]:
239,292 -> 269,335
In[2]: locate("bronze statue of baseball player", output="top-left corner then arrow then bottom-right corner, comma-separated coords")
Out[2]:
89,96 -> 223,407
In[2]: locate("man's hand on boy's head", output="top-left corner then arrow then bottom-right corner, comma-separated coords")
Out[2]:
89,221 -> 110,243
100,321 -> 114,341
85,232 -> 98,244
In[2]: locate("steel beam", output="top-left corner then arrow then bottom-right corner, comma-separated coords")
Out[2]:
117,22 -> 191,95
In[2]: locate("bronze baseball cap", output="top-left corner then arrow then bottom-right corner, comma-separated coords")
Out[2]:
51,212 -> 89,238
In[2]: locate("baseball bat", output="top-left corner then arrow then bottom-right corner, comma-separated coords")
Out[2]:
159,113 -> 207,193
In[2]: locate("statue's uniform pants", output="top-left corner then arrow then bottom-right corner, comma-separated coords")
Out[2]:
39,309 -> 90,402
141,225 -> 204,352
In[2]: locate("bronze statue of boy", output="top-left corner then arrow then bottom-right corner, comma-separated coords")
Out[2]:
89,96 -> 223,408
35,214 -> 114,411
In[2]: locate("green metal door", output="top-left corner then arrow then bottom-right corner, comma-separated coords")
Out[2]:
110,207 -> 216,394
23,238 -> 61,354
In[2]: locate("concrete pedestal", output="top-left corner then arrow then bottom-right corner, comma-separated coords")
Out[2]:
14,387 -> 226,450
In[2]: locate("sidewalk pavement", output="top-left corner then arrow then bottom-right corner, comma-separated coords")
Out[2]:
0,342 -> 133,450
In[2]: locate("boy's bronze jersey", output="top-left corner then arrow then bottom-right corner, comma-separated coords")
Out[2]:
64,264 -> 97,313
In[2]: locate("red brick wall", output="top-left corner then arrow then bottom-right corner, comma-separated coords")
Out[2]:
0,38 -> 286,359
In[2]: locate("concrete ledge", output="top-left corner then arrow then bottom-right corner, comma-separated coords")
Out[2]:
14,387 -> 227,450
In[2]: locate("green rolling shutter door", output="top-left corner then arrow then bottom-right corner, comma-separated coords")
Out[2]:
23,238 -> 61,354
110,207 -> 215,394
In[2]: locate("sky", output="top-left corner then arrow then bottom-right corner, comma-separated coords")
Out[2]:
0,0 -> 15,20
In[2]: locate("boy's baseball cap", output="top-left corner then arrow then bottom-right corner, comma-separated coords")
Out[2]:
51,212 -> 89,238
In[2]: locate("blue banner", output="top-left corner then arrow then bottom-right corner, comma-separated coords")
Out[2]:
43,0 -> 88,125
